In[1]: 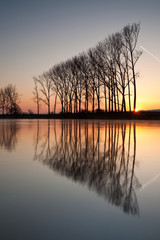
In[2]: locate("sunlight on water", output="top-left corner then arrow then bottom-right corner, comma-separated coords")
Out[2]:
0,120 -> 160,240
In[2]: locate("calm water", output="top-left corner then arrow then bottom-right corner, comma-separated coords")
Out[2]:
0,119 -> 160,240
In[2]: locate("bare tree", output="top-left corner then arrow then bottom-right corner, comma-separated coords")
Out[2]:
36,72 -> 53,114
122,23 -> 142,111
49,65 -> 65,113
33,77 -> 41,114
5,84 -> 21,114
0,88 -> 6,115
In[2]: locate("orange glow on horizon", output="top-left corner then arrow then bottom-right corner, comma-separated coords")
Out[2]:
19,90 -> 160,114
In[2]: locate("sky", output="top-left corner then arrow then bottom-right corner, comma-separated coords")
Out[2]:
0,0 -> 160,112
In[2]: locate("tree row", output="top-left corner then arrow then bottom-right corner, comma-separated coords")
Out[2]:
33,22 -> 142,114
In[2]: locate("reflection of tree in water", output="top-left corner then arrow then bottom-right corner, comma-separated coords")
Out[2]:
0,121 -> 20,151
34,120 -> 141,216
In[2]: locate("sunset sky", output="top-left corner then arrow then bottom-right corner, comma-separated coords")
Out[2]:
0,0 -> 160,112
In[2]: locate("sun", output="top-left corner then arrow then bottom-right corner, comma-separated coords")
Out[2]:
134,109 -> 139,112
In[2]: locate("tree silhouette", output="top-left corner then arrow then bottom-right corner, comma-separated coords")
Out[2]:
0,84 -> 21,115
33,23 -> 141,114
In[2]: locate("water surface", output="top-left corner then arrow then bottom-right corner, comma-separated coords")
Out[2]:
0,119 -> 160,240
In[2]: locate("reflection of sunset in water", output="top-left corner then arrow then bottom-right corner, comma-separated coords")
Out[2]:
1,120 -> 160,215
1,119 -> 160,239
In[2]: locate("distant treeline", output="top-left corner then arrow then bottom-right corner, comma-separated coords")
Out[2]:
33,22 -> 142,114
0,84 -> 21,115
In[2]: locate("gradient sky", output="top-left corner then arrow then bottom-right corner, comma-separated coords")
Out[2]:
0,0 -> 160,112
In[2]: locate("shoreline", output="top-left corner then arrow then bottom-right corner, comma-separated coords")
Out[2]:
1,111 -> 160,120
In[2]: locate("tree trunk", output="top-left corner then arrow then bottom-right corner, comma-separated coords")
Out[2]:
79,97 -> 81,113
104,85 -> 107,112
114,85 -> 117,112
97,78 -> 100,111
126,67 -> 131,112
121,88 -> 126,112
108,87 -> 111,112
54,94 -> 57,114
92,89 -> 95,113
116,86 -> 119,112
37,102 -> 39,115
48,101 -> 50,115
131,51 -> 136,111
69,94 -> 72,113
